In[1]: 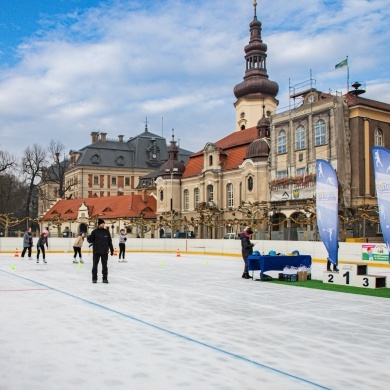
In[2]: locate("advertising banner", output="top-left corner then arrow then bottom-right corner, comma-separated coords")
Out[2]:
372,146 -> 390,262
361,244 -> 389,262
316,159 -> 339,266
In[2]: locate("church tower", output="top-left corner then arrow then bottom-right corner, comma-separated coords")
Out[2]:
233,1 -> 279,131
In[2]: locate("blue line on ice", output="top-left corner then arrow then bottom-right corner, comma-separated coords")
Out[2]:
1,270 -> 331,390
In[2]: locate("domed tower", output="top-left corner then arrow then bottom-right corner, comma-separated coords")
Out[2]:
233,1 -> 279,131
244,105 -> 270,162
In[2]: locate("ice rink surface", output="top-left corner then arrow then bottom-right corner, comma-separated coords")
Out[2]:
1,252 -> 390,390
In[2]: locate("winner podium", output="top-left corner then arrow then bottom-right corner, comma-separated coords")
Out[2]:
323,264 -> 386,289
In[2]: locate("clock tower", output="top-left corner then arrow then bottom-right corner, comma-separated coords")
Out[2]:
233,1 -> 279,131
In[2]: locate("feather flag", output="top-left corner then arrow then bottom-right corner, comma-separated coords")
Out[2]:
316,159 -> 339,266
372,146 -> 390,263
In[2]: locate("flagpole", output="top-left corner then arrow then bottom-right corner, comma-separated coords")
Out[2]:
346,55 -> 349,93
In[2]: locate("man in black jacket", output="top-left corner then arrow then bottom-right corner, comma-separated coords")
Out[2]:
88,219 -> 114,284
240,226 -> 255,279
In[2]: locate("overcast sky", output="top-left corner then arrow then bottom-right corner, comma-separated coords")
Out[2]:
0,0 -> 389,159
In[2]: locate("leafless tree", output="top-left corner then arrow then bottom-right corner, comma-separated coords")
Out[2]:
44,140 -> 75,199
22,144 -> 47,218
0,150 -> 17,173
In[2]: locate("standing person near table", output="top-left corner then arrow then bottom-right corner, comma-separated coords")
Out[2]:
36,230 -> 49,264
240,226 -> 255,279
21,227 -> 33,259
118,229 -> 127,262
72,232 -> 85,264
87,219 -> 114,284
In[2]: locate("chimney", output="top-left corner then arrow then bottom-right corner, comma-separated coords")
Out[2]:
91,131 -> 99,143
142,190 -> 147,202
118,135 -> 124,142
100,132 -> 107,142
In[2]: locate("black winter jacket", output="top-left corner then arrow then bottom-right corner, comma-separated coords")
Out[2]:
88,227 -> 114,255
240,233 -> 254,259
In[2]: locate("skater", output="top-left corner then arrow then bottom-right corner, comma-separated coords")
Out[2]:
21,227 -> 33,259
72,232 -> 85,264
36,230 -> 49,264
240,226 -> 255,279
87,219 -> 114,284
118,229 -> 127,262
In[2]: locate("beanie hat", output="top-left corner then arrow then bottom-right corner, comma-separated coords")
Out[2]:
98,218 -> 105,225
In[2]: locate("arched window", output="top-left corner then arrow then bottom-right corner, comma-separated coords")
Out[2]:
315,119 -> 326,146
247,176 -> 254,191
159,189 -> 164,201
227,183 -> 234,208
277,130 -> 287,154
295,125 -> 305,150
194,188 -> 200,208
375,128 -> 383,146
207,184 -> 214,201
209,155 -> 213,166
183,189 -> 189,210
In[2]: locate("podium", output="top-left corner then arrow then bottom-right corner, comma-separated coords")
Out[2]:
323,264 -> 386,289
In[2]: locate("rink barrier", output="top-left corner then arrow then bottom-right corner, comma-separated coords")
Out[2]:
1,238 -> 389,268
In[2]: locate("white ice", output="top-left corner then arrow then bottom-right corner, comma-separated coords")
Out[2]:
1,253 -> 390,390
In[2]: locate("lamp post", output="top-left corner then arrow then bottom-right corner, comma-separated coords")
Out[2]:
165,167 -> 178,238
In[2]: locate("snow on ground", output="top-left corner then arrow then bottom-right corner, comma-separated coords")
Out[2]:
1,252 -> 390,390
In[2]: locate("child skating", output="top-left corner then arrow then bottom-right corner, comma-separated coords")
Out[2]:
72,232 -> 85,264
118,229 -> 127,262
36,230 -> 49,264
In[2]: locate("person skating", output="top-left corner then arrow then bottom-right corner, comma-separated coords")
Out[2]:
72,232 -> 85,264
240,226 -> 255,279
21,227 -> 33,260
36,230 -> 49,264
87,219 -> 114,283
118,229 -> 127,262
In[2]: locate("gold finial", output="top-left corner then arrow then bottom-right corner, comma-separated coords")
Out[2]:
253,2 -> 257,17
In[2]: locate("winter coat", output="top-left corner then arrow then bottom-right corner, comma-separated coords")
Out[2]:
87,227 -> 114,255
118,234 -> 127,244
240,232 -> 254,259
73,236 -> 84,248
23,231 -> 33,248
37,235 -> 48,248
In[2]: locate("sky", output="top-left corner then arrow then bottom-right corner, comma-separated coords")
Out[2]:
0,0 -> 389,159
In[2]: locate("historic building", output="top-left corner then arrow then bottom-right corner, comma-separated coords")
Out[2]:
38,123 -> 192,217
155,2 -> 277,239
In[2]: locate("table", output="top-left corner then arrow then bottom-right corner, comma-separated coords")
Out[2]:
247,255 -> 312,279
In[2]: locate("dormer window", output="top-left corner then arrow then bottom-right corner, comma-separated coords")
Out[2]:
91,154 -> 100,164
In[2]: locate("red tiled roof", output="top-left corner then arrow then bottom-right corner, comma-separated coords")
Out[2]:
345,94 -> 390,112
41,194 -> 156,221
183,127 -> 258,178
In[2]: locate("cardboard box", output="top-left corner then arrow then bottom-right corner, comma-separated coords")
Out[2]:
297,270 -> 308,282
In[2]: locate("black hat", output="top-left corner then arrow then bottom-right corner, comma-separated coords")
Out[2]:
246,227 -> 253,235
98,218 -> 105,225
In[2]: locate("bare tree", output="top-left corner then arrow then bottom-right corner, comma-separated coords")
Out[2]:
0,150 -> 17,173
22,144 -> 47,218
45,140 -> 75,198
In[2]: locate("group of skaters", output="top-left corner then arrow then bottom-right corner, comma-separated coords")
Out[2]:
21,218 -> 128,283
21,227 -> 49,263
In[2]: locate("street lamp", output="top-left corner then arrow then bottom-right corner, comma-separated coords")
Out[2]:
165,167 -> 178,238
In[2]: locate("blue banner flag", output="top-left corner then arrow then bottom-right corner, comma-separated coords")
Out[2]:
372,146 -> 390,263
335,58 -> 348,70
316,160 -> 339,266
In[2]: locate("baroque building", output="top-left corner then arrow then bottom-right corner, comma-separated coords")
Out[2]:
38,123 -> 192,217
155,1 -> 278,239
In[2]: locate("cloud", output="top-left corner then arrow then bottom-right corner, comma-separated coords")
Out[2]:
0,0 -> 389,158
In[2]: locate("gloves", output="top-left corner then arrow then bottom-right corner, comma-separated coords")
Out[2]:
110,251 -> 114,256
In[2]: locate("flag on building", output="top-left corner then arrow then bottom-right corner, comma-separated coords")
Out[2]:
316,159 -> 339,266
335,58 -> 348,70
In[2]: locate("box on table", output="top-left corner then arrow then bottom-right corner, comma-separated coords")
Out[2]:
297,270 -> 308,282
